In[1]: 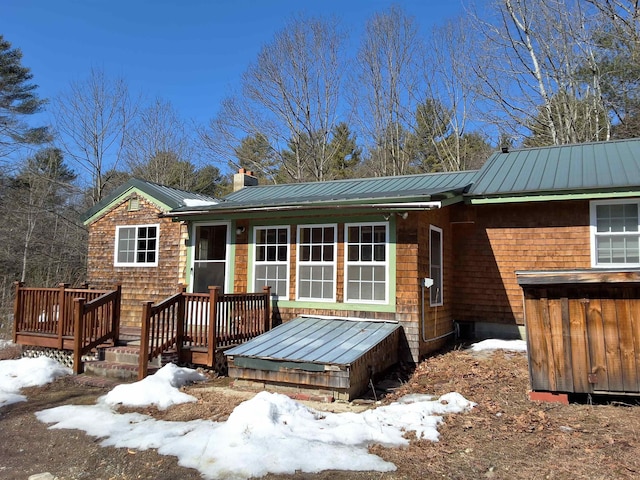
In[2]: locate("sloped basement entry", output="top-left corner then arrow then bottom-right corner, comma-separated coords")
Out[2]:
225,316 -> 401,401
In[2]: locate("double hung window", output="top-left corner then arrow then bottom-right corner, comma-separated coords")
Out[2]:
591,200 -> 640,267
297,225 -> 336,301
254,226 -> 289,298
345,223 -> 388,303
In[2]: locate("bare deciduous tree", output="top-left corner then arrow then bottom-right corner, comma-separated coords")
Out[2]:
52,68 -> 137,205
354,5 -> 423,176
584,0 -> 640,138
416,16 -> 491,171
125,98 -> 200,186
470,0 -> 609,145
203,15 -> 346,183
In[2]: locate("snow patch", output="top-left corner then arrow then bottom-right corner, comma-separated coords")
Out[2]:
0,356 -> 71,407
183,198 -> 218,207
470,339 -> 527,352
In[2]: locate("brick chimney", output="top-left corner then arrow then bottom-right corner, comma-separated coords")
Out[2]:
233,168 -> 258,192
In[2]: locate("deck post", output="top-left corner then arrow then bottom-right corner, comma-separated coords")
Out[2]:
112,285 -> 122,344
57,283 -> 69,349
73,298 -> 86,375
207,286 -> 219,368
263,286 -> 272,332
12,281 -> 24,344
138,301 -> 153,380
176,292 -> 185,359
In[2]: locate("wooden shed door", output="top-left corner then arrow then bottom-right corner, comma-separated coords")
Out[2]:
192,225 -> 228,293
524,293 -> 640,394
586,297 -> 640,394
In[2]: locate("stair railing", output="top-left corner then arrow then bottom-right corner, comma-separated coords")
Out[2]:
138,291 -> 185,380
71,285 -> 122,374
138,285 -> 271,379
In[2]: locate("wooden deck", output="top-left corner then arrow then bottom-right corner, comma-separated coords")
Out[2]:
13,282 -> 121,373
13,283 -> 272,379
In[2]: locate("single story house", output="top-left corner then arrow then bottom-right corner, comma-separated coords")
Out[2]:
82,139 -> 640,368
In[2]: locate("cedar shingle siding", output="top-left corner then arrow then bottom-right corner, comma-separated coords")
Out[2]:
86,195 -> 187,326
452,201 -> 591,326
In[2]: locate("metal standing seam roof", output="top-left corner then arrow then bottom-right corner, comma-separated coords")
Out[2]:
171,170 -> 478,212
80,178 -> 219,223
467,138 -> 640,198
225,316 -> 401,366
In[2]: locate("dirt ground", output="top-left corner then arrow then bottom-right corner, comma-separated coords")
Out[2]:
1,342 -> 639,480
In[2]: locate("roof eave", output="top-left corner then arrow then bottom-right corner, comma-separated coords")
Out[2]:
165,186 -> 471,218
163,200 -> 444,218
467,188 -> 640,204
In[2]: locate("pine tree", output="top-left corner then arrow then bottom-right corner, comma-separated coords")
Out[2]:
0,35 -> 49,157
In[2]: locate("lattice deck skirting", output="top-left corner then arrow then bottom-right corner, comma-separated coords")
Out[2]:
22,346 -> 74,368
21,346 -> 98,369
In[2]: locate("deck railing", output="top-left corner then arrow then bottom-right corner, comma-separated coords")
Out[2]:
13,282 -> 121,373
138,286 -> 271,379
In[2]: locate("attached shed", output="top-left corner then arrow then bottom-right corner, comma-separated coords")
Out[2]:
518,269 -> 640,401
225,316 -> 401,401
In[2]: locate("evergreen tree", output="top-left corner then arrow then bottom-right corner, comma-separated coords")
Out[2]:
233,133 -> 278,184
0,35 -> 49,157
589,27 -> 640,139
327,123 -> 362,179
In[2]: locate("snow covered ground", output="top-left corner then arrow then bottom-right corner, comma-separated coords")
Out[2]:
0,356 -> 71,407
469,339 -> 527,352
0,338 -> 525,479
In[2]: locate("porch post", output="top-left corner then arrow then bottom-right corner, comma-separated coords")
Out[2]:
138,301 -> 153,380
262,286 -> 272,332
207,286 -> 219,368
57,283 -> 69,349
73,298 -> 86,375
112,285 -> 122,344
12,281 -> 24,344
176,291 -> 185,359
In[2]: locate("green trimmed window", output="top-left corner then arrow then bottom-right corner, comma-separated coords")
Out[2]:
254,226 -> 290,298
345,223 -> 388,303
297,225 -> 336,301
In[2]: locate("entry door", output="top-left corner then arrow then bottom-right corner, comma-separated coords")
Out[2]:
192,224 -> 228,293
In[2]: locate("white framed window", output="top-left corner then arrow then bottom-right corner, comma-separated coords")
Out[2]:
591,199 -> 640,267
297,224 -> 337,301
253,226 -> 290,299
429,225 -> 443,306
345,222 -> 388,303
114,224 -> 159,267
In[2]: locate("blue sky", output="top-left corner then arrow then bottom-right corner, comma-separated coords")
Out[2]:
4,1 -> 464,128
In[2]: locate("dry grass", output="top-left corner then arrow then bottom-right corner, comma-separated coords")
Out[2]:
376,348 -> 640,480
